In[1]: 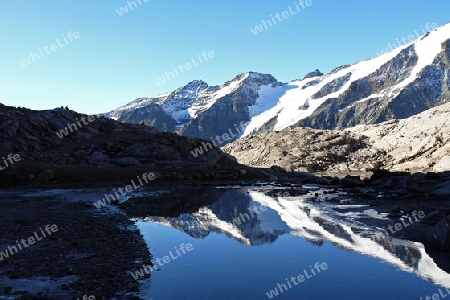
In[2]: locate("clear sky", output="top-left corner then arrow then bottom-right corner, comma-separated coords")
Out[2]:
1,0 -> 449,114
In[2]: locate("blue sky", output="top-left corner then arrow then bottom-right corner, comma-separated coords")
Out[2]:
1,0 -> 449,114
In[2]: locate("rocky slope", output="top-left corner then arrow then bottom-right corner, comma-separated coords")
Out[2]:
223,102 -> 450,174
0,104 -> 253,186
108,23 -> 450,144
347,101 -> 450,173
223,127 -> 372,172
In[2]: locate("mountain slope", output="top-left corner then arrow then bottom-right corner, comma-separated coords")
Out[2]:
223,102 -> 450,173
347,101 -> 450,172
108,23 -> 450,144
108,73 -> 282,144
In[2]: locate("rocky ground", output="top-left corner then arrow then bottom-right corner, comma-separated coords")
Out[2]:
0,190 -> 152,299
223,102 -> 450,174
347,101 -> 450,173
223,126 -> 375,173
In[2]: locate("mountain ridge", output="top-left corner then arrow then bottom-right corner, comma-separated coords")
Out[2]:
108,23 -> 450,144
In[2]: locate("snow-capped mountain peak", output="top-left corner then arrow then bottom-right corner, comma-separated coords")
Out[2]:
108,23 -> 450,143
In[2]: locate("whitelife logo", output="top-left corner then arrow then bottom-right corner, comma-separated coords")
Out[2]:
0,153 -> 21,171
0,225 -> 58,261
231,203 -> 267,226
265,262 -> 328,298
190,122 -> 246,158
94,172 -> 156,208
376,22 -> 439,56
250,0 -> 313,35
55,115 -> 98,139
421,287 -> 450,300
153,50 -> 215,87
18,31 -> 81,68
129,243 -> 193,280
115,0 -> 149,16
361,210 -> 426,238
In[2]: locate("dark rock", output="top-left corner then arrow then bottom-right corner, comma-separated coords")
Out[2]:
270,165 -> 287,173
369,169 -> 393,181
37,169 -> 55,182
384,176 -> 409,190
327,177 -> 340,185
428,216 -> 450,251
388,189 -> 409,196
303,69 -> 324,80
342,175 -> 364,187
369,178 -> 389,188
91,151 -> 108,162
315,176 -> 331,185
239,169 -> 248,175
111,157 -> 142,167
73,150 -> 87,159
433,181 -> 450,196
0,141 -> 13,152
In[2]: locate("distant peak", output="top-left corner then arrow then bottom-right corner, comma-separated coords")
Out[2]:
238,72 -> 278,82
303,69 -> 323,80
247,71 -> 272,79
186,79 -> 207,86
178,79 -> 209,91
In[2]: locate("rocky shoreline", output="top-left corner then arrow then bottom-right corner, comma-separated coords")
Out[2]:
0,188 -> 153,299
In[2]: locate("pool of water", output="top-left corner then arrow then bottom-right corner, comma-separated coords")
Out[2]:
131,188 -> 450,300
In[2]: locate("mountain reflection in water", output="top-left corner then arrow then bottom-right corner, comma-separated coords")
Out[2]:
124,187 -> 450,289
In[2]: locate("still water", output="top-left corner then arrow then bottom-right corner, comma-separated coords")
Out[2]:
131,187 -> 450,300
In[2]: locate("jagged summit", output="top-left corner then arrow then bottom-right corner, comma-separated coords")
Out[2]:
303,69 -> 323,80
